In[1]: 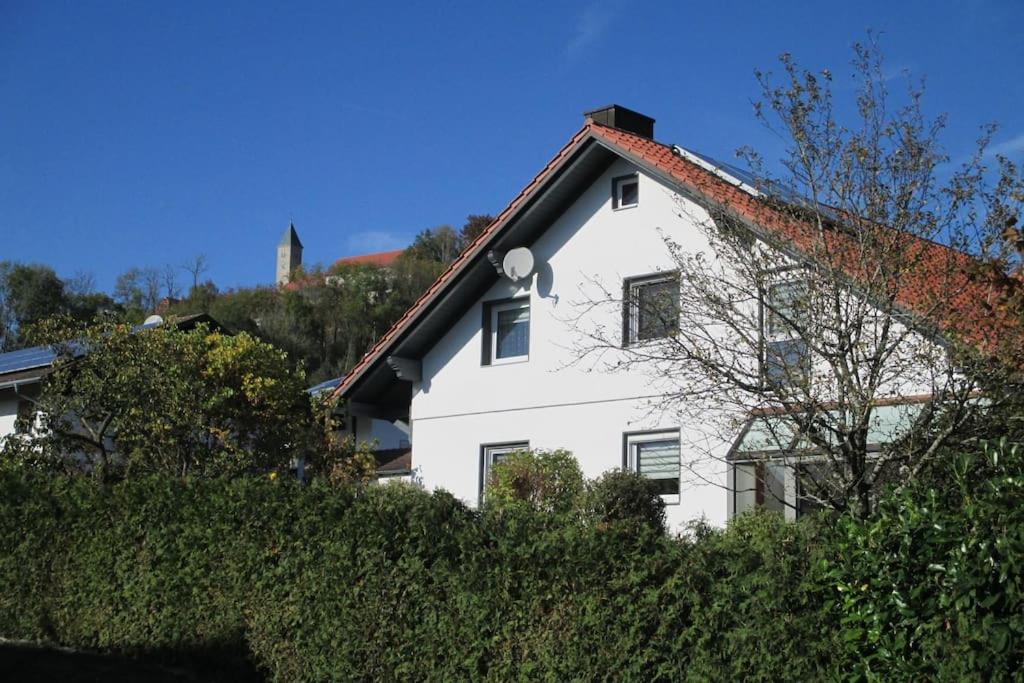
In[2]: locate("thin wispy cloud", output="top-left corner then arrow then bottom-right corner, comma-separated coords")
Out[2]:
565,3 -> 615,62
345,230 -> 406,253
985,133 -> 1024,159
881,64 -> 913,83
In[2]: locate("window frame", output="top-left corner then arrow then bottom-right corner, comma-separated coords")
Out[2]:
623,271 -> 680,346
479,440 -> 530,502
730,452 -> 882,520
622,429 -> 681,505
760,275 -> 811,387
481,296 -> 531,366
612,173 -> 640,210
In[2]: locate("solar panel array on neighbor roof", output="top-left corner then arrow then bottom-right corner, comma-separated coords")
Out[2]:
0,346 -> 58,376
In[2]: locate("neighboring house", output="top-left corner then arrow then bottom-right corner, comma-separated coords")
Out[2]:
327,104 -> 999,529
307,376 -> 413,482
0,314 -> 223,447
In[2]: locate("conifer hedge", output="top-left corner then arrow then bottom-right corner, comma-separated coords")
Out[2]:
1,442 -> 1021,681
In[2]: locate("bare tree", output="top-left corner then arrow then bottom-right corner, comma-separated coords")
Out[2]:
142,267 -> 162,312
570,40 -> 1022,517
182,254 -> 208,293
65,271 -> 96,297
161,265 -> 180,301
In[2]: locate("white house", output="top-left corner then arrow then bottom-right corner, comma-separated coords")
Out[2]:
330,105 -> 994,529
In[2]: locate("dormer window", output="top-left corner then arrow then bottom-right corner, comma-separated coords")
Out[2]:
612,174 -> 639,209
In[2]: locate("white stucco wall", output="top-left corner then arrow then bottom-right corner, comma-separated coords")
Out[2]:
402,155 -> 944,531
0,393 -> 19,443
409,159 -> 731,530
354,416 -> 408,450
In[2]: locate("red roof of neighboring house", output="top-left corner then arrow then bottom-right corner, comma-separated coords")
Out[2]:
334,249 -> 404,268
332,120 -> 1020,401
281,249 -> 406,291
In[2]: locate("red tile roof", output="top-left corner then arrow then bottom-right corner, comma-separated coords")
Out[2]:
333,249 -> 404,268
281,249 -> 406,291
332,121 -> 1020,401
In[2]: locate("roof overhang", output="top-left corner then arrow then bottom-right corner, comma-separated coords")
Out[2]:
340,128 -> 621,410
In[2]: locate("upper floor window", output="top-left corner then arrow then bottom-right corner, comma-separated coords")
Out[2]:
625,430 -> 680,504
482,298 -> 530,365
762,278 -> 810,387
624,273 -> 680,345
612,174 -> 639,209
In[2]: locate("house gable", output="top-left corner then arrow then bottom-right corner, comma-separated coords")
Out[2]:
336,108 -> 1018,413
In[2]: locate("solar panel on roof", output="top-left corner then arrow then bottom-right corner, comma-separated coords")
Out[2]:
306,377 -> 342,395
0,346 -> 57,375
680,147 -> 849,226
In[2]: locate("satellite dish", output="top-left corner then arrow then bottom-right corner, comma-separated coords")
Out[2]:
502,247 -> 535,281
143,314 -> 164,327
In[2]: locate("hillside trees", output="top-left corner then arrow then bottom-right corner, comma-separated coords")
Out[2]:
160,214 -> 495,383
0,262 -> 118,351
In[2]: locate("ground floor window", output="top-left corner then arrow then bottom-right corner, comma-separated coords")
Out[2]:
624,430 -> 680,504
479,441 -> 529,502
732,459 -> 854,519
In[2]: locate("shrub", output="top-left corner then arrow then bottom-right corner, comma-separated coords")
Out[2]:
830,439 -> 1024,680
0,439 -> 1021,681
584,469 -> 666,532
483,448 -> 584,515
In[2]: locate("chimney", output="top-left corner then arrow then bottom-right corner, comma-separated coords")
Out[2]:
583,104 -> 655,139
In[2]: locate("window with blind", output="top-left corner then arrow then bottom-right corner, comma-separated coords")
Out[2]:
625,430 -> 681,504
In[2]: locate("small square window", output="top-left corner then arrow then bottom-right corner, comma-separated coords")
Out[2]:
624,273 -> 679,345
480,441 -> 529,500
612,174 -> 639,209
625,431 -> 680,504
486,299 -> 530,364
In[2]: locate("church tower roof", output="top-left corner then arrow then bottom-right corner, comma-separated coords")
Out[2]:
279,222 -> 303,249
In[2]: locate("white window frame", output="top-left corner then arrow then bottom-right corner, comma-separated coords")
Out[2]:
625,273 -> 679,345
612,173 -> 639,210
624,430 -> 681,505
490,299 -> 530,364
479,441 -> 530,502
762,276 -> 810,387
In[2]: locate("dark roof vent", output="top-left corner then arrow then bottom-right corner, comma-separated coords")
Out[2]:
584,104 -> 655,139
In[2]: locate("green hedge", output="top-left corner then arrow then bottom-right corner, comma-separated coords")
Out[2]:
1,442 -> 1022,681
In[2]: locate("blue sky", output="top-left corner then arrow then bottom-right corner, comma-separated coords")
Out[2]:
2,1 -> 1022,293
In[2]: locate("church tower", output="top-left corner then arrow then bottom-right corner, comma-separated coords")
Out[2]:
276,223 -> 303,286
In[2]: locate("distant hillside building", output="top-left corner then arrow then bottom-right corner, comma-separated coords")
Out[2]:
276,223 -> 303,286
333,249 -> 404,268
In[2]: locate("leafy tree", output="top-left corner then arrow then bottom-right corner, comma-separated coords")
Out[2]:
3,263 -> 67,328
2,318 -> 312,481
113,266 -> 162,316
406,225 -> 461,264
459,213 -> 494,247
0,263 -> 118,350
